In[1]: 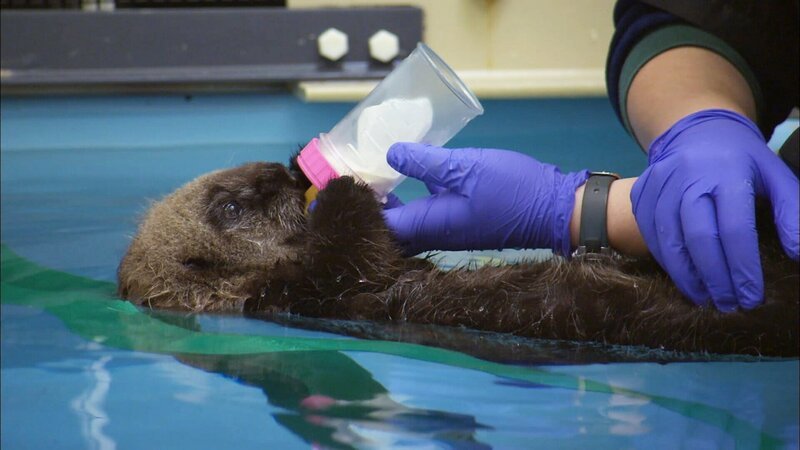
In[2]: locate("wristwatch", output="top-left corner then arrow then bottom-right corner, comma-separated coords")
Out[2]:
573,171 -> 620,257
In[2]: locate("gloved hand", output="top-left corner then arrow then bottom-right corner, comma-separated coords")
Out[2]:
632,109 -> 800,312
382,143 -> 589,256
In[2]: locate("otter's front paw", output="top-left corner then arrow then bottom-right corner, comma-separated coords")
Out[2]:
318,176 -> 376,205
309,176 -> 388,238
313,176 -> 382,218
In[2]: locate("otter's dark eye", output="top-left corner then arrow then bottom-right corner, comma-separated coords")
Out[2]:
222,201 -> 242,220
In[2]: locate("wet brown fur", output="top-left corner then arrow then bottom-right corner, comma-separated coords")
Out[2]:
118,161 -> 800,356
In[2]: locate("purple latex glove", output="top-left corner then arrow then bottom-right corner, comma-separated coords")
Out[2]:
632,109 -> 800,312
383,143 -> 589,256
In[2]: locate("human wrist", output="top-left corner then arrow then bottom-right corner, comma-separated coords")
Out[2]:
607,178 -> 648,257
570,183 -> 585,250
571,177 -> 649,257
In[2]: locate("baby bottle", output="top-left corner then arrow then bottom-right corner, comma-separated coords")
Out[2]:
297,42 -> 484,206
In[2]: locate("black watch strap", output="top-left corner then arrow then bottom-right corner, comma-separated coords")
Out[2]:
575,172 -> 620,256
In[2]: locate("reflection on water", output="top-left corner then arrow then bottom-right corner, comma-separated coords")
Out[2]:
605,391 -> 651,436
177,351 -> 491,450
70,351 -> 116,450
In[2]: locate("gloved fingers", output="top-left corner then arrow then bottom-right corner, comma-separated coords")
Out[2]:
759,155 -> 800,260
387,143 -> 479,195
382,194 -> 472,254
382,200 -> 431,256
714,188 -> 764,310
679,188 -> 737,311
650,186 -> 711,305
633,165 -> 710,304
382,193 -> 405,209
424,181 -> 448,196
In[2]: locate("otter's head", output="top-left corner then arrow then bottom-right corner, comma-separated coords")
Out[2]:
118,161 -> 310,312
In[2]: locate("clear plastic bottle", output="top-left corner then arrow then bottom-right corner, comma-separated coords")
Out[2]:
297,43 -> 483,205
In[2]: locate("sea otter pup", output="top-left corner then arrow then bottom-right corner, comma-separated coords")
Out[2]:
117,160 -> 799,356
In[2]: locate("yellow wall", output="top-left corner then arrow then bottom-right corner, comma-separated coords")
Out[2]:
289,0 -> 616,100
489,1 -> 612,70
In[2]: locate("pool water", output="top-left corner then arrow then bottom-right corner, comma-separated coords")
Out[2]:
1,94 -> 798,449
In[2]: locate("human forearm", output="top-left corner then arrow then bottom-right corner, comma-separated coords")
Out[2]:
571,177 -> 649,257
568,45 -> 759,257
627,46 -> 757,149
